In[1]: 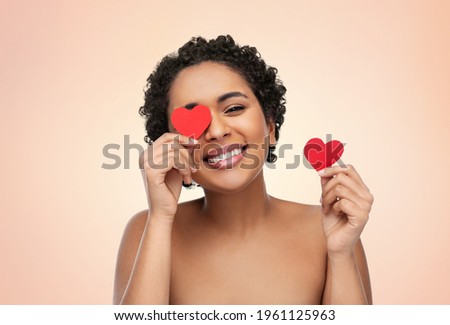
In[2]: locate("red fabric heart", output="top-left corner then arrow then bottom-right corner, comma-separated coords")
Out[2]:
170,105 -> 212,139
304,138 -> 344,171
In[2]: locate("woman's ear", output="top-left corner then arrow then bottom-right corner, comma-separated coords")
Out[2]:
268,120 -> 276,146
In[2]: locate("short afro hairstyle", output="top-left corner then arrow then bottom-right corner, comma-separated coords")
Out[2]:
139,35 -> 287,163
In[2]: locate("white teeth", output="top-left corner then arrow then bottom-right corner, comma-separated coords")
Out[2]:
208,148 -> 242,163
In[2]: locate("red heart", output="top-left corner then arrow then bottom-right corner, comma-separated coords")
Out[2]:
303,138 -> 344,171
170,105 -> 212,139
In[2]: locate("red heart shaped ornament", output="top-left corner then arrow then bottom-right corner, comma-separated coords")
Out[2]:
170,105 -> 212,139
304,138 -> 344,171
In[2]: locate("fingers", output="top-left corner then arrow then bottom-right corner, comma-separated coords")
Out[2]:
139,133 -> 198,182
322,184 -> 372,215
171,137 -> 196,172
153,133 -> 198,147
319,164 -> 374,215
319,164 -> 369,191
322,172 -> 373,204
331,198 -> 369,228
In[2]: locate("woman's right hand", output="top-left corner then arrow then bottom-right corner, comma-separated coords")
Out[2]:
139,133 -> 198,220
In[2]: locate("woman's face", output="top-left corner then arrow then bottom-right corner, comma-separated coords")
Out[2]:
167,61 -> 275,193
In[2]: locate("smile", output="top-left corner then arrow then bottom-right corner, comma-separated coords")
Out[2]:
203,144 -> 248,169
207,147 -> 244,163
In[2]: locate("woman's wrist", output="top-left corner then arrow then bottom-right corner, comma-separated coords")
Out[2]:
147,212 -> 176,227
327,249 -> 356,263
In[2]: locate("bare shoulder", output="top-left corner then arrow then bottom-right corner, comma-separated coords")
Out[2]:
271,198 -> 372,303
118,209 -> 150,250
121,197 -> 204,236
113,199 -> 204,304
270,197 -> 323,230
118,197 -> 203,248
268,197 -> 327,251
116,198 -> 204,253
176,197 -> 205,215
113,209 -> 149,304
115,209 -> 150,267
124,209 -> 149,234
271,196 -> 320,215
117,209 -> 149,258
172,197 -> 205,231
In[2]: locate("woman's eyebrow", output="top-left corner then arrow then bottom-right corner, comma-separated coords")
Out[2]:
217,91 -> 248,103
182,91 -> 248,109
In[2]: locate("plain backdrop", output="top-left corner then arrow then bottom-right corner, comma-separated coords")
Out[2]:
1,0 -> 449,304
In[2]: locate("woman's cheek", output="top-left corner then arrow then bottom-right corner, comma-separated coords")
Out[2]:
242,145 -> 264,169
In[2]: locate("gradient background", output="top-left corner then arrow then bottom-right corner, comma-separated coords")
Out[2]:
1,0 -> 449,304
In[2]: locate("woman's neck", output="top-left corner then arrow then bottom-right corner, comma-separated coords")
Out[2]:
201,171 -> 273,235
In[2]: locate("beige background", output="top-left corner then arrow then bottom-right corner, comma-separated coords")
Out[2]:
1,0 -> 449,304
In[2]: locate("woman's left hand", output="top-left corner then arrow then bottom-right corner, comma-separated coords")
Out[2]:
319,164 -> 374,257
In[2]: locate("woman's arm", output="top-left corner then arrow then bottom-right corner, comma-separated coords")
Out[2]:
322,239 -> 372,304
318,165 -> 374,304
113,133 -> 197,304
113,210 -> 173,305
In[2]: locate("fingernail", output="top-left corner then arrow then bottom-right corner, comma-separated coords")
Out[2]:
189,137 -> 199,144
318,168 -> 326,175
190,166 -> 197,173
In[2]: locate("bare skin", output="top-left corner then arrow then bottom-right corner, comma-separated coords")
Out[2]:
113,62 -> 373,305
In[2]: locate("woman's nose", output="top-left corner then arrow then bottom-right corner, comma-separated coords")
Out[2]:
204,113 -> 231,141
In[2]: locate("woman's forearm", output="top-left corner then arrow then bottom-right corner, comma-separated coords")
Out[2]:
119,214 -> 173,305
322,252 -> 368,305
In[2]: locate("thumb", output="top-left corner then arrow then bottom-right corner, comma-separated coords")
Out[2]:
318,168 -> 334,211
318,168 -> 333,191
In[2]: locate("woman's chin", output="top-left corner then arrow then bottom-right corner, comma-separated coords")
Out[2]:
194,169 -> 263,194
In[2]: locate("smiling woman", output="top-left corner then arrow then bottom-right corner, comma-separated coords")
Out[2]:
167,61 -> 273,191
113,35 -> 373,305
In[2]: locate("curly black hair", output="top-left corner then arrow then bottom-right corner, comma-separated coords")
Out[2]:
139,35 -> 286,163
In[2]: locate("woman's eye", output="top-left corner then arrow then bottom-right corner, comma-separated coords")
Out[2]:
225,105 -> 244,114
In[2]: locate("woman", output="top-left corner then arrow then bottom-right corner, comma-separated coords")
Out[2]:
113,35 -> 373,305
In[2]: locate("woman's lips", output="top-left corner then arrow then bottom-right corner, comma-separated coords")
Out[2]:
203,144 -> 247,169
